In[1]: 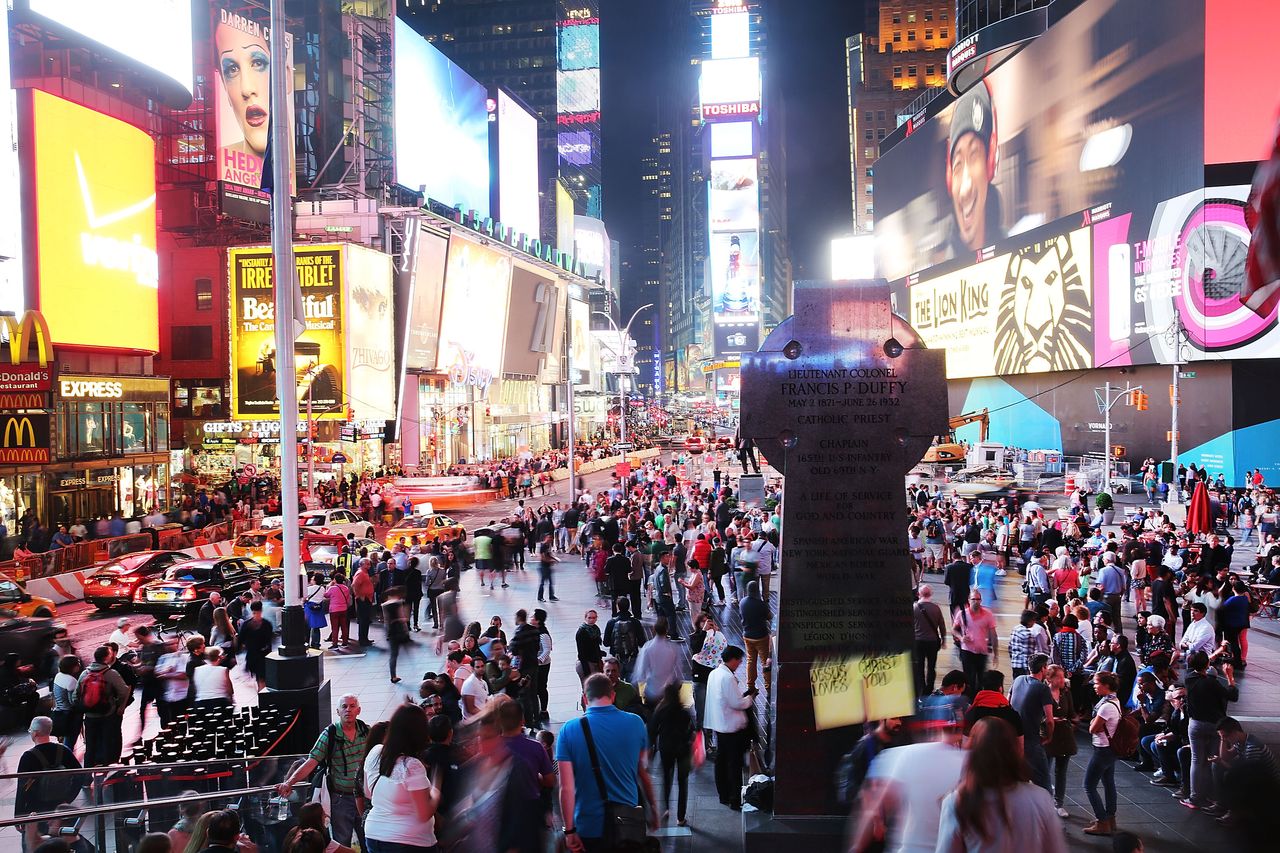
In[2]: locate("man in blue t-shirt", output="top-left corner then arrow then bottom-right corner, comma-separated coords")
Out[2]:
556,673 -> 657,851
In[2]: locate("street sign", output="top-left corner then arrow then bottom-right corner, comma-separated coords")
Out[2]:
1178,371 -> 1196,379
243,463 -> 258,476
331,452 -> 348,463
614,442 -> 634,452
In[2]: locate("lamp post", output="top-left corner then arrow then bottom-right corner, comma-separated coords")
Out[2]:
593,303 -> 653,448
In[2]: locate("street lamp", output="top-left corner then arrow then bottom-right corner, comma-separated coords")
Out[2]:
593,303 -> 653,449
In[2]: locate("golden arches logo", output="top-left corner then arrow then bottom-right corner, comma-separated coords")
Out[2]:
0,311 -> 52,366
2,416 -> 36,448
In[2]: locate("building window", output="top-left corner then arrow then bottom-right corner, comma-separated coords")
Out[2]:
865,205 -> 874,215
907,13 -> 917,23
941,10 -> 948,20
908,30 -> 916,40
877,110 -> 886,121
907,65 -> 917,77
925,10 -> 933,21
877,128 -> 887,139
864,110 -> 873,122
893,31 -> 901,42
892,13 -> 901,23
893,66 -> 902,78
865,167 -> 874,177
194,278 -> 212,311
864,128 -> 873,140
941,28 -> 948,38
926,64 -> 936,76
865,184 -> 873,195
170,326 -> 213,361
864,147 -> 875,158
925,29 -> 933,40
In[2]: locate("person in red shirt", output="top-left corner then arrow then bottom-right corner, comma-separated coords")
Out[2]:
351,559 -> 377,647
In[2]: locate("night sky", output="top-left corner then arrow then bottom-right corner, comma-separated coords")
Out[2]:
602,0 -> 868,282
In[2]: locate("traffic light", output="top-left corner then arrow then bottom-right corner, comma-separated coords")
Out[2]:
1135,391 -> 1149,411
1112,445 -> 1126,459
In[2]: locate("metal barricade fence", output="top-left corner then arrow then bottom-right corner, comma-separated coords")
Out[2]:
1,753 -> 310,853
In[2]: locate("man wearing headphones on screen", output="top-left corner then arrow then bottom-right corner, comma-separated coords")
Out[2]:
945,81 -> 1005,256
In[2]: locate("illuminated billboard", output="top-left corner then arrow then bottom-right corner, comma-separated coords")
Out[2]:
214,3 -> 295,196
558,130 -> 594,166
569,297 -> 591,383
27,0 -> 194,103
710,231 -> 760,324
699,57 -> 761,121
557,69 -> 601,114
907,227 -> 1094,379
394,18 -> 490,216
558,22 -> 600,70
436,236 -> 512,385
708,159 -> 759,231
573,216 -> 611,286
404,226 -> 449,372
344,244 -> 396,421
23,90 -> 159,352
710,11 -> 750,58
229,245 -> 344,420
874,0 -> 1204,283
710,121 -> 754,159
1205,0 -> 1277,165
495,91 -> 541,241
0,4 -> 21,315
556,182 -> 576,253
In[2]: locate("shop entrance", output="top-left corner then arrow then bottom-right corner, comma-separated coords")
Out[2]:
51,487 -> 115,527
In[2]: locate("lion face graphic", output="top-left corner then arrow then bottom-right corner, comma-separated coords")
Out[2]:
992,235 -> 1092,374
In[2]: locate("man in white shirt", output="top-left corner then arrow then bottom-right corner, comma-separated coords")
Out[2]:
850,723 -> 966,853
460,667 -> 490,721
1179,602 -> 1216,660
108,617 -> 135,651
704,646 -> 755,810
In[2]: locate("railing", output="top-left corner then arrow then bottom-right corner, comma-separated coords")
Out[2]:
1,753 -> 310,853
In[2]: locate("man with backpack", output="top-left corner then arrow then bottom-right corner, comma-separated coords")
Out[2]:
15,716 -> 83,851
277,693 -> 370,848
603,599 -> 645,680
77,645 -> 129,766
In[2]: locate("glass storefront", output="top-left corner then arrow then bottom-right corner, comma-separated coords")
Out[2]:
0,475 -> 40,543
54,400 -> 169,457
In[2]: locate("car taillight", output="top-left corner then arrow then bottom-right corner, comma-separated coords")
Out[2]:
119,575 -> 138,586
133,587 -> 146,602
181,588 -> 197,600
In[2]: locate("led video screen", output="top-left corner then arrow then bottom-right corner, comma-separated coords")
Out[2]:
394,18 -> 490,216
496,91 -> 540,240
874,0 -> 1204,284
558,23 -> 600,71
435,236 -> 512,383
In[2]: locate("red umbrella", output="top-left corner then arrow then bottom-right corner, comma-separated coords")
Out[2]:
1186,479 -> 1212,536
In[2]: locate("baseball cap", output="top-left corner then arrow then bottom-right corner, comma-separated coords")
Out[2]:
949,82 -> 994,154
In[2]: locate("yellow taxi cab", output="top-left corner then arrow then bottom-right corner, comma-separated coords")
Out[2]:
0,571 -> 57,618
231,526 -> 323,568
384,513 -> 466,550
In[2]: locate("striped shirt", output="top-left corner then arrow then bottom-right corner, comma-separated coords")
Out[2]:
309,722 -> 369,795
1053,629 -> 1086,674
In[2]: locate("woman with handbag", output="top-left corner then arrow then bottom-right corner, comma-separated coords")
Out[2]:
647,682 -> 694,827
304,573 -> 328,651
363,703 -> 441,853
1044,663 -> 1077,819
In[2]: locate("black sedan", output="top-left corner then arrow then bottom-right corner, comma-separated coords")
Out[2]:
0,607 -> 61,666
85,550 -> 194,610
132,557 -> 278,617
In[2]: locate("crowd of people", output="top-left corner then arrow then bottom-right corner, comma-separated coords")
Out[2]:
856,482 -> 1280,852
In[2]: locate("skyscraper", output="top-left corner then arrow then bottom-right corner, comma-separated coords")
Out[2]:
846,1 -> 954,233
398,0 -> 603,235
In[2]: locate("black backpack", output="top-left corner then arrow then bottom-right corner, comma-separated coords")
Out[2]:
925,520 -> 942,539
613,618 -> 641,662
27,745 -> 81,806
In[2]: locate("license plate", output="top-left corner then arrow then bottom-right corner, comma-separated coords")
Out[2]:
99,579 -> 111,587
149,591 -> 173,601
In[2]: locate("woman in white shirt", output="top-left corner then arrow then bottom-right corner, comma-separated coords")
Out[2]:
363,704 -> 440,853
192,648 -> 234,708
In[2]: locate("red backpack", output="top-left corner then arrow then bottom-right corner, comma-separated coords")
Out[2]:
1102,696 -> 1140,758
79,669 -> 112,714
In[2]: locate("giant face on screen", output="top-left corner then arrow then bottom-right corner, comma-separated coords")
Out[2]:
25,90 -> 158,352
213,3 -> 295,194
395,18 -> 490,216
875,0 -> 1204,284
497,91 -> 541,241
26,0 -> 194,104
436,237 -> 512,385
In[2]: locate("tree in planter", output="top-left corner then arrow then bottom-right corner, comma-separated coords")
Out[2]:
1095,491 -> 1115,523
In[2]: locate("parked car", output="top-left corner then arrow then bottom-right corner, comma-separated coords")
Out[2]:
0,572 -> 57,618
261,508 -> 375,540
84,551 -> 194,611
384,513 -> 465,550
132,557 -> 278,617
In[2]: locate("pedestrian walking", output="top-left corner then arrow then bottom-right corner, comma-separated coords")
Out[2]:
538,533 -> 560,602
648,682 -> 695,827
1010,653 -> 1056,794
912,584 -> 946,695
705,646 -> 755,810
955,589 -> 999,697
1084,670 -> 1123,835
383,586 -> 412,684
77,645 -> 128,767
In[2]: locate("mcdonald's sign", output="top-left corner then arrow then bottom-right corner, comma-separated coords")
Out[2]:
0,311 -> 53,394
0,412 -> 51,463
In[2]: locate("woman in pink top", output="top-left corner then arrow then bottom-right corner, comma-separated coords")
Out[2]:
325,572 -> 354,647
